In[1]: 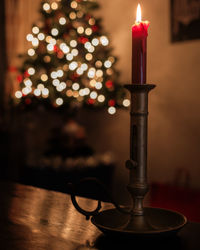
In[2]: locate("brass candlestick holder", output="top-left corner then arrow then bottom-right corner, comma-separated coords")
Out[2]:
70,84 -> 187,238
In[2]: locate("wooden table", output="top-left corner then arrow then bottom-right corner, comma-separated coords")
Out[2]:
0,181 -> 199,250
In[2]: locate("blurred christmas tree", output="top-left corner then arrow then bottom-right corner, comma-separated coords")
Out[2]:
14,0 -> 130,114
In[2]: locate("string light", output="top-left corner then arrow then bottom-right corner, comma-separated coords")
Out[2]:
84,42 -> 92,50
28,48 -> 35,56
92,38 -> 99,46
60,82 -> 66,89
76,68 -> 83,75
88,68 -> 96,78
22,87 -> 31,95
77,26 -> 84,34
63,64 -> 69,71
44,55 -> 51,63
81,63 -> 88,71
56,85 -> 63,92
28,67 -> 35,75
51,71 -> 58,79
69,12 -> 76,20
26,34 -> 33,41
46,36 -> 52,43
85,28 -> 92,36
95,82 -> 102,89
85,53 -> 93,61
42,88 -> 49,96
97,95 -> 105,102
96,69 -> 103,77
41,74 -> 48,81
104,60 -> 112,68
32,26 -> 39,34
32,38 -> 39,47
59,17 -> 66,25
51,2 -> 58,10
15,91 -> 22,98
52,79 -> 60,86
43,3 -> 50,11
38,33 -> 45,40
71,1 -> 78,9
72,83 -> 80,90
66,89 -> 73,97
70,40 -> 77,47
108,56 -> 115,63
108,106 -> 116,115
24,79 -> 32,87
90,91 -> 97,99
34,89 -> 41,96
84,88 -> 90,95
90,79 -> 96,87
106,68 -> 113,75
37,83 -> 44,90
57,69 -> 64,77
79,88 -> 90,96
47,43 -> 54,51
51,28 -> 59,36
60,43 -> 70,53
73,91 -> 79,98
71,49 -> 78,56
66,53 -> 73,61
49,38 -> 56,45
88,45 -> 95,53
79,89 -> 85,96
77,11 -> 83,18
100,36 -> 109,46
95,60 -> 102,68
56,98 -> 63,105
88,18 -> 95,25
123,99 -> 130,107
69,61 -> 78,70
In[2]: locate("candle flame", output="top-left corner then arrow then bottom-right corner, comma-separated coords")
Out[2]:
136,4 -> 141,22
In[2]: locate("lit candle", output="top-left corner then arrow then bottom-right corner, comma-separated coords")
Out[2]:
132,4 -> 149,84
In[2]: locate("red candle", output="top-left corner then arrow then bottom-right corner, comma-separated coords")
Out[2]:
132,4 -> 149,84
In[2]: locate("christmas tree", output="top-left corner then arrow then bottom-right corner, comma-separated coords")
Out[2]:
14,0 -> 130,114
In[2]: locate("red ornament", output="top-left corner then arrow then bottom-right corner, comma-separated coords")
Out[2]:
71,73 -> 79,80
54,45 -> 59,52
105,80 -> 113,88
85,14 -> 91,21
87,98 -> 95,105
108,99 -> 115,106
17,75 -> 23,83
24,70 -> 30,78
92,25 -> 98,32
57,51 -> 64,59
78,36 -> 89,44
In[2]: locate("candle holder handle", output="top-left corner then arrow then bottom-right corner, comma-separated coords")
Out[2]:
69,177 -> 133,220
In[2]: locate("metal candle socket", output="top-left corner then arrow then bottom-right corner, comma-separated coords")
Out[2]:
71,84 -> 187,238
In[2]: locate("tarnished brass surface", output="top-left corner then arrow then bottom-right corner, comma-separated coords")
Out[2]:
91,207 -> 187,238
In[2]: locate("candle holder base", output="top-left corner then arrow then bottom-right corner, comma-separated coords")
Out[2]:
91,207 -> 187,239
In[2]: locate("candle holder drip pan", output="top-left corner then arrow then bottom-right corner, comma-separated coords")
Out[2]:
91,207 -> 187,238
